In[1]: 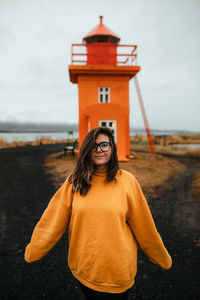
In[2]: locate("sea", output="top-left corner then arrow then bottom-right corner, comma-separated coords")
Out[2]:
0,131 -> 78,143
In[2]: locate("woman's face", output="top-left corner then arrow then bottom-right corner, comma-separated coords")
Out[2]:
91,133 -> 112,170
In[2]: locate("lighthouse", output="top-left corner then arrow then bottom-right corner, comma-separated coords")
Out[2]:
69,16 -> 140,160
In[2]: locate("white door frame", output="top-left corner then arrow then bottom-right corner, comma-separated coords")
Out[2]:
99,120 -> 117,142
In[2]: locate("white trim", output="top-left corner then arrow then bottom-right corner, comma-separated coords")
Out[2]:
99,120 -> 117,142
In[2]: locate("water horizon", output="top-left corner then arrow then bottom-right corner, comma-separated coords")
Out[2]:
0,129 -> 198,143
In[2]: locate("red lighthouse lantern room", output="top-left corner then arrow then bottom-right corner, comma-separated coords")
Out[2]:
84,16 -> 119,65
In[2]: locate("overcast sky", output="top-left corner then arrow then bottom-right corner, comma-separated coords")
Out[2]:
0,0 -> 199,132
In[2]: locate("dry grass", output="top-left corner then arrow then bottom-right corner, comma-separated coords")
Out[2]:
44,152 -> 77,188
153,145 -> 200,159
119,152 -> 186,198
0,139 -> 32,148
1,132 -> 199,158
131,133 -> 200,146
0,137 -> 69,149
130,133 -> 200,159
44,151 -> 186,199
191,171 -> 200,198
166,133 -> 200,144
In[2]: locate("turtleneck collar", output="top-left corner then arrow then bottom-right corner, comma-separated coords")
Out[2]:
92,169 -> 107,177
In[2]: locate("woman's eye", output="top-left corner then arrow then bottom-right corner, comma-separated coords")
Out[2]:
101,143 -> 110,149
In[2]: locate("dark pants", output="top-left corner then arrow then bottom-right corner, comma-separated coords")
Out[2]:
77,280 -> 131,300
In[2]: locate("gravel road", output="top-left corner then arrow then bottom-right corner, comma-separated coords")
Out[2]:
0,144 -> 199,299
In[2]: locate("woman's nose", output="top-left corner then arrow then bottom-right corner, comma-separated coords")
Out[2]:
96,145 -> 102,152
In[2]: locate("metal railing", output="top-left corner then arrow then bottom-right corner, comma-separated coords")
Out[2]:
71,44 -> 138,66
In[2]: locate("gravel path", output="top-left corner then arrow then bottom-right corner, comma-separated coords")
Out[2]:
0,145 -> 199,299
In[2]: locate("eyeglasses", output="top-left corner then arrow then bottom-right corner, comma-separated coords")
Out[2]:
91,142 -> 111,152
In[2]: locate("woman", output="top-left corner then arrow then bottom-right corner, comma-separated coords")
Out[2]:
25,127 -> 172,300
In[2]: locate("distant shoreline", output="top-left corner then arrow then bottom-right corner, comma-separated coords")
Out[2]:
0,129 -> 198,134
0,130 -> 70,133
0,121 -> 198,135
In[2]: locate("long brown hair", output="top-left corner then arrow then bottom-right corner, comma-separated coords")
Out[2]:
68,127 -> 120,195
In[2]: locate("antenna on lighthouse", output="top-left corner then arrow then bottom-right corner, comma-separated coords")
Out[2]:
99,15 -> 103,24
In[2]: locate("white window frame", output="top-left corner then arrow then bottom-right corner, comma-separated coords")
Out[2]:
98,87 -> 110,103
99,120 -> 117,142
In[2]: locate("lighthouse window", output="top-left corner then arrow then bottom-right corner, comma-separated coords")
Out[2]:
97,36 -> 109,42
98,87 -> 110,103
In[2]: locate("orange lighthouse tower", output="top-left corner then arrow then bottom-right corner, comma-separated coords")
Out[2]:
69,16 -> 140,160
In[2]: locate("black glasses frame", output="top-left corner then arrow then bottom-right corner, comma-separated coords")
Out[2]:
91,142 -> 111,153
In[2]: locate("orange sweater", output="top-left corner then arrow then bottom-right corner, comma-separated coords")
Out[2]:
25,169 -> 172,293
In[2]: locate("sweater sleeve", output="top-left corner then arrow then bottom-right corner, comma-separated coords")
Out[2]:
127,175 -> 172,270
24,178 -> 73,263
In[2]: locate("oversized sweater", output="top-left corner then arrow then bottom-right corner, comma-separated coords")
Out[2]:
25,169 -> 172,293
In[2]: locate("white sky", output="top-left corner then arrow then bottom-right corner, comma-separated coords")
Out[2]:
0,0 -> 199,131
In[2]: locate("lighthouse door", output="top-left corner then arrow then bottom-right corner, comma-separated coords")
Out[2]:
99,120 -> 117,142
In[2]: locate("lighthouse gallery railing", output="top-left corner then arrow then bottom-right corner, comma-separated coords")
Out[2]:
71,44 -> 138,66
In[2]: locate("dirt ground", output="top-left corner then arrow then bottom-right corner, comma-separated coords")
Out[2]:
44,151 -> 187,200
0,144 -> 199,299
